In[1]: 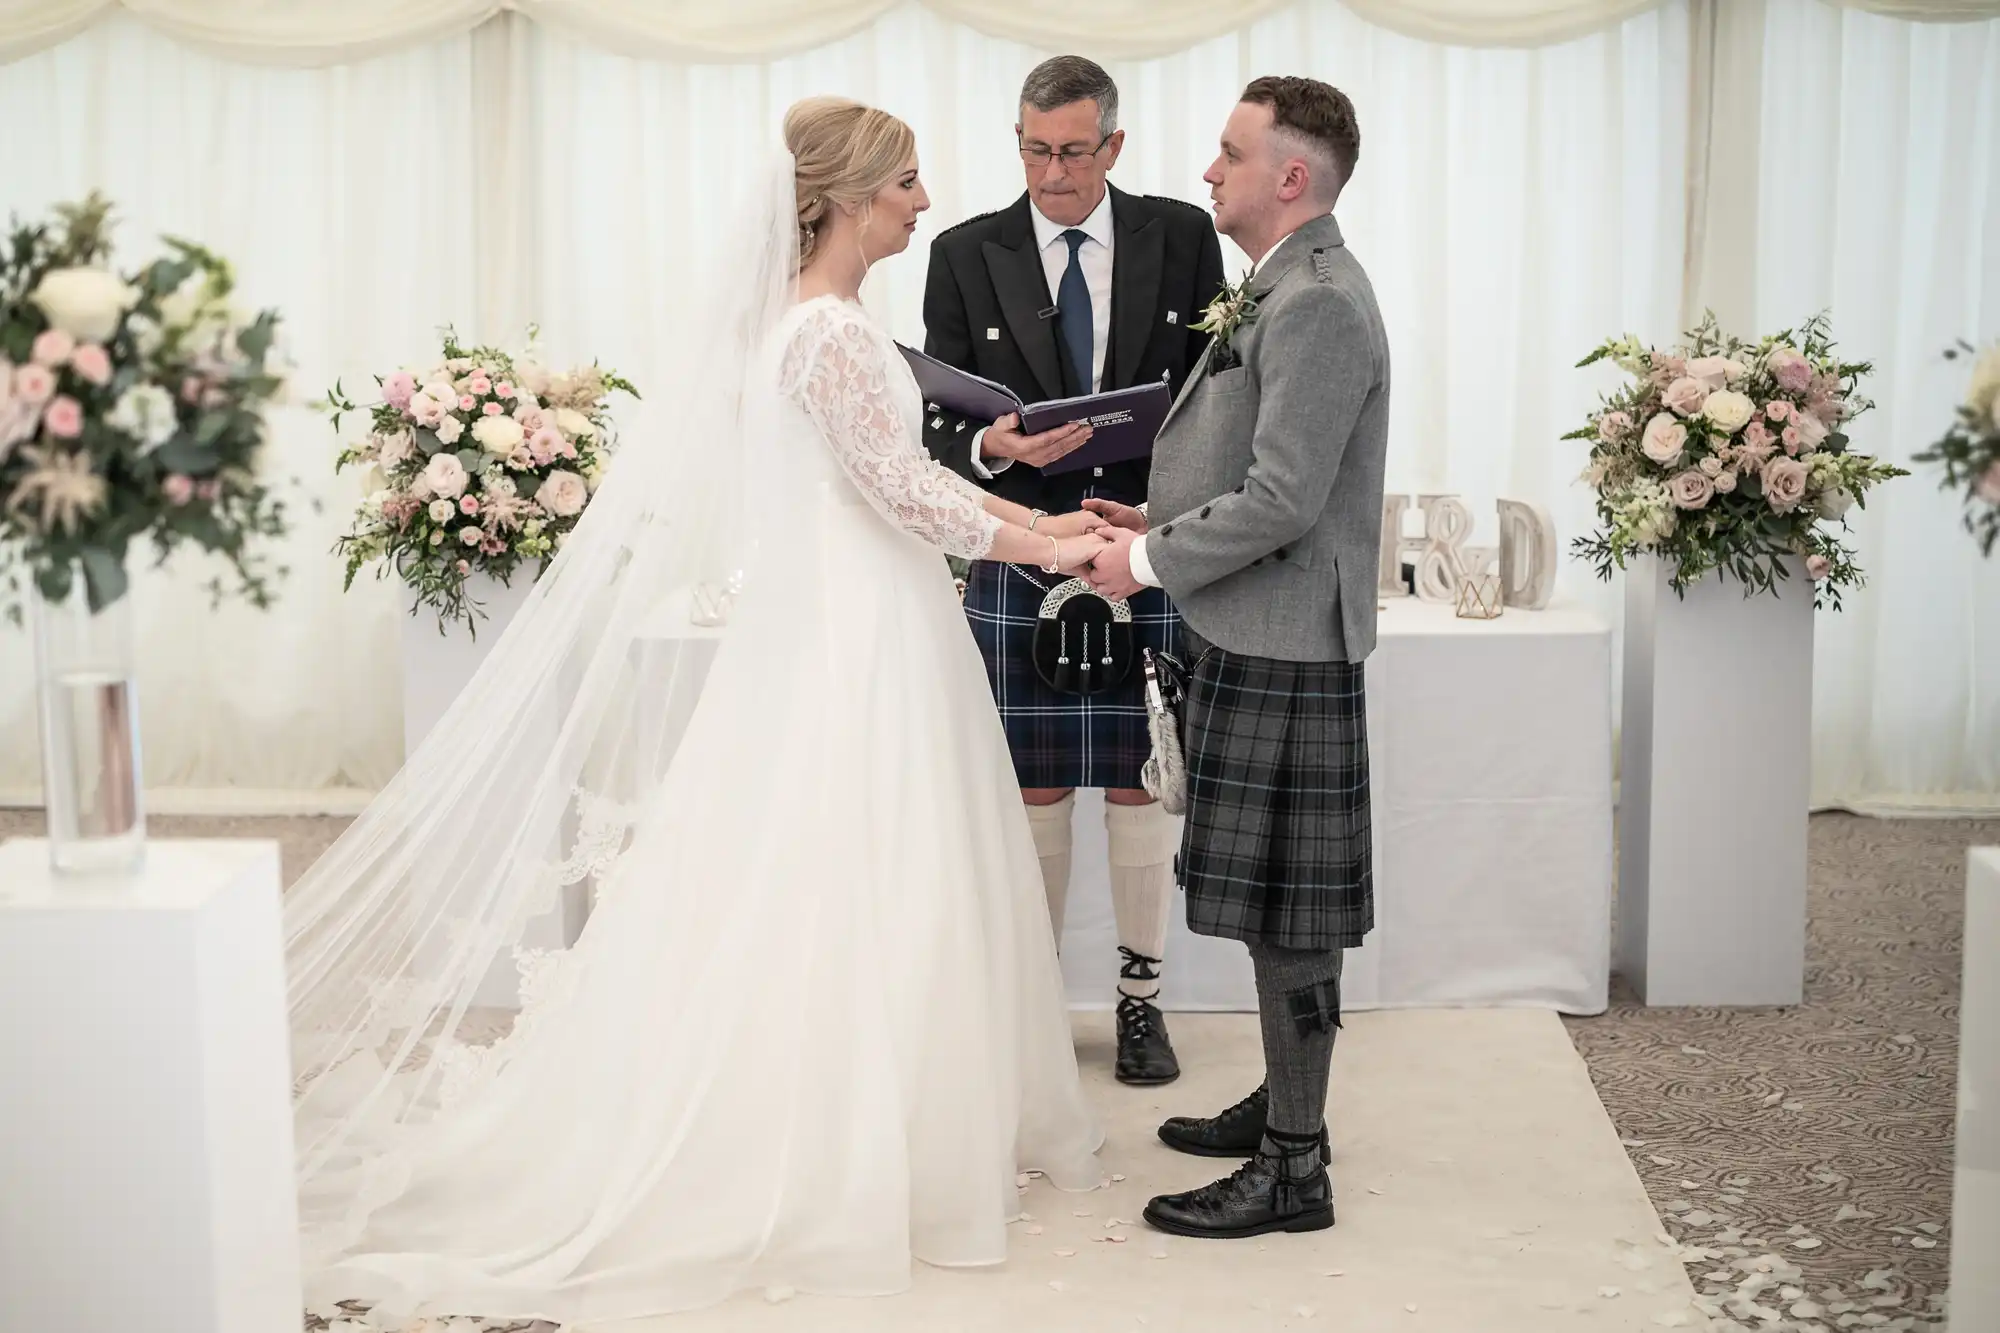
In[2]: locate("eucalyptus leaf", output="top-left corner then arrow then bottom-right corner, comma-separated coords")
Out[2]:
79,547 -> 129,613
151,434 -> 217,475
455,449 -> 484,475
415,427 -> 444,457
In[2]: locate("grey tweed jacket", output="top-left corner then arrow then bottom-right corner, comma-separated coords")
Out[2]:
1143,214 -> 1390,663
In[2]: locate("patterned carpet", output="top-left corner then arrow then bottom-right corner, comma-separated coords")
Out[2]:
1,807 -> 1987,1329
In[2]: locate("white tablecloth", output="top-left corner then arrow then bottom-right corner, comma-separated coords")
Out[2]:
1057,598 -> 1614,1015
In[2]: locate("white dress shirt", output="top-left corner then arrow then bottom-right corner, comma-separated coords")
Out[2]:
972,190 -> 1117,479
1127,224 -> 1312,589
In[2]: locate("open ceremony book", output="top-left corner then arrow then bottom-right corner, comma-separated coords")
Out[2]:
897,343 -> 1173,477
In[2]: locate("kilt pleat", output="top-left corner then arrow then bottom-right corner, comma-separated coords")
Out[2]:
963,560 -> 1179,791
1177,644 -> 1373,950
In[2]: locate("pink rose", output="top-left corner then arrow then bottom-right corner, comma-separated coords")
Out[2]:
1699,456 -> 1724,478
537,469 -> 588,518
1767,346 -> 1813,393
1663,376 -> 1710,417
496,382 -> 516,399
1641,413 -> 1688,466
163,473 -> 195,505
1976,461 -> 2000,505
32,329 -> 76,367
1714,470 -> 1739,494
13,363 -> 56,405
1764,400 -> 1791,423
459,494 -> 480,515
482,401 -> 503,416
42,395 -> 83,438
1806,554 -> 1832,581
467,375 -> 492,396
1792,412 -> 1829,452
68,343 -> 111,386
455,559 -> 471,576
1686,356 -> 1740,391
459,395 -> 477,412
406,392 -> 448,428
558,438 -> 578,459
1597,410 -> 1633,444
1782,425 -> 1802,454
1762,457 -> 1809,513
382,371 -> 417,409
514,405 -> 547,433
1669,469 -> 1716,510
1742,419 -> 1773,450
529,426 -> 563,464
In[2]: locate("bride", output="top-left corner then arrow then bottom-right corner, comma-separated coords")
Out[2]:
286,97 -> 1115,1324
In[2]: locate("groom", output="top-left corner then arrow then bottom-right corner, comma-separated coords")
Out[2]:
1085,76 -> 1389,1238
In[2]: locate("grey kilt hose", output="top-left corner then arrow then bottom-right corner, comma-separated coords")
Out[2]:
1176,635 -> 1374,952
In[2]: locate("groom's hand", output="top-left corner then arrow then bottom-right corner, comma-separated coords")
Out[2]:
984,413 -> 1093,469
1085,527 -> 1145,600
1081,498 -> 1147,534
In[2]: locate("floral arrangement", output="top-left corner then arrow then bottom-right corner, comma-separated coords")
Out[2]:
1911,339 -> 2000,557
0,193 -> 289,618
327,332 -> 635,632
1567,312 -> 1905,609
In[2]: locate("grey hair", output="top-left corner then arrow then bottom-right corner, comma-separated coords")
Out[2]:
1019,55 -> 1119,139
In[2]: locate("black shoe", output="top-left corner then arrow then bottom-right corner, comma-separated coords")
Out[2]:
1142,1131 -> 1335,1239
1114,948 -> 1180,1086
1158,1084 -> 1331,1164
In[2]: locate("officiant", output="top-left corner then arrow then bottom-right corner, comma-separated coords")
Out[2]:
921,55 -> 1225,1086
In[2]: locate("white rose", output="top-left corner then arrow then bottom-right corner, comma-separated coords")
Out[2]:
1700,389 -> 1756,436
1641,413 -> 1688,466
1816,487 -> 1855,520
422,451 -> 469,499
435,414 -> 465,446
378,430 -> 414,468
555,408 -> 596,439
30,267 -> 140,341
472,415 -> 526,457
107,384 -> 178,452
428,498 -> 456,523
538,469 -> 588,517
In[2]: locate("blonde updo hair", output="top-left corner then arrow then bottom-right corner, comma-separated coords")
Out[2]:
784,97 -> 917,271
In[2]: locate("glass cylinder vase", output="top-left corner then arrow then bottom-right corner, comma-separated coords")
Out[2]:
28,569 -> 146,875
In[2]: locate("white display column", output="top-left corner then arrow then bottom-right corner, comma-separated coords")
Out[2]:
1951,848 -> 2000,1333
400,573 -> 577,1006
0,839 -> 302,1333
1616,555 -> 1812,1006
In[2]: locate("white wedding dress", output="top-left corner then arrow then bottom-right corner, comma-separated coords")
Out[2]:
302,296 -> 1103,1324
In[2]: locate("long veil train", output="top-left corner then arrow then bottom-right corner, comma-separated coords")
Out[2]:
285,148 -> 799,1264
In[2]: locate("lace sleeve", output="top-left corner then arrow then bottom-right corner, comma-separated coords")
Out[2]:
781,303 -> 1003,560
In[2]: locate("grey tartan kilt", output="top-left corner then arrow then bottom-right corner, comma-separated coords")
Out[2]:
1177,636 -> 1375,951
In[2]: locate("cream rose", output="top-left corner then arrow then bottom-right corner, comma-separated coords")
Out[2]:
1700,389 -> 1756,436
1641,413 -> 1688,466
538,469 -> 588,518
554,407 -> 596,440
435,414 -> 465,446
1663,376 -> 1710,418
30,267 -> 140,341
423,451 -> 469,499
428,497 -> 457,523
1668,470 -> 1715,510
1816,487 -> 1855,520
1686,356 -> 1745,391
1762,457 -> 1809,513
1699,456 -> 1724,478
472,415 -> 526,457
1792,411 -> 1829,452
1714,469 -> 1739,494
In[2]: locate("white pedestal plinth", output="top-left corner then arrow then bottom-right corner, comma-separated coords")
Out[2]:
1617,556 -> 1812,1006
1951,848 -> 2000,1332
0,838 -> 301,1333
400,573 -> 539,757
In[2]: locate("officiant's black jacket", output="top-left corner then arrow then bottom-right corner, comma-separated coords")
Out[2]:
921,185 -> 1226,514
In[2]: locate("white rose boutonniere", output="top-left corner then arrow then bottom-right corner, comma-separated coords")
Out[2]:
1192,272 -> 1260,373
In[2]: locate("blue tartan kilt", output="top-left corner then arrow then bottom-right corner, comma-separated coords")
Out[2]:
963,560 -> 1181,791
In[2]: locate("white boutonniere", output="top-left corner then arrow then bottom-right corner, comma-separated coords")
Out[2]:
1192,272 -> 1260,373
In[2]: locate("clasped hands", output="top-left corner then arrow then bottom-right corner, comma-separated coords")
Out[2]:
1034,498 -> 1150,600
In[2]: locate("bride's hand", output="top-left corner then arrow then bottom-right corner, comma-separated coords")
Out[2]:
1035,510 -> 1110,539
1053,532 -> 1111,574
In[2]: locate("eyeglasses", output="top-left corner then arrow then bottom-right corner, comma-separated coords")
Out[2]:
1018,133 -> 1112,168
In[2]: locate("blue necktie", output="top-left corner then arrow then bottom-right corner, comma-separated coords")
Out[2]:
1057,228 -> 1093,396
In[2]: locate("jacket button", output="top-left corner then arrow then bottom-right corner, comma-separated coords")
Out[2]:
1275,548 -> 1288,560
1234,483 -> 1246,494
1160,524 -> 1175,537
1200,505 -> 1212,519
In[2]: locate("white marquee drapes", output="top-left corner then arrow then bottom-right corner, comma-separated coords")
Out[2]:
0,0 -> 1995,812
3,0 -> 1998,66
